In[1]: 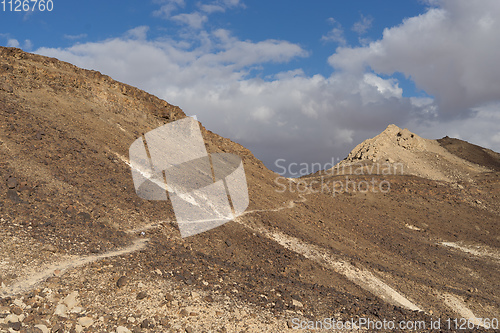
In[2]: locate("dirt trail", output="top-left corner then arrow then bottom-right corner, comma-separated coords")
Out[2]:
1,239 -> 149,297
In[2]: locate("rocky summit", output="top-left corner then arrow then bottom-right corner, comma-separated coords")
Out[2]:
0,46 -> 499,332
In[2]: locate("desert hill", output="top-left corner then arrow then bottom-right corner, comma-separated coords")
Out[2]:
0,47 -> 499,332
332,124 -> 493,183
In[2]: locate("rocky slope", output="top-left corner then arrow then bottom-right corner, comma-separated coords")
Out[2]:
0,47 -> 499,332
332,124 -> 492,183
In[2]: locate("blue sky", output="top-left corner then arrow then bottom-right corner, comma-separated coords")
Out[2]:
1,0 -> 500,175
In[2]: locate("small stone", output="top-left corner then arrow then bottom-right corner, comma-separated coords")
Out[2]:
185,326 -> 195,333
292,299 -> 303,308
70,306 -> 83,314
11,307 -> 23,315
137,282 -> 145,288
30,328 -> 44,333
189,312 -> 198,316
63,291 -> 79,309
159,317 -> 170,327
54,304 -> 68,317
191,292 -> 200,299
116,276 -> 128,288
7,189 -> 21,203
155,269 -> 163,276
6,177 -> 17,189
164,293 -> 174,302
140,319 -> 155,329
9,321 -> 22,331
34,325 -> 49,333
76,212 -> 91,222
179,309 -> 189,317
136,291 -> 148,300
204,295 -> 214,303
77,316 -> 94,327
52,323 -> 65,333
116,327 -> 132,333
74,324 -> 84,333
5,314 -> 19,323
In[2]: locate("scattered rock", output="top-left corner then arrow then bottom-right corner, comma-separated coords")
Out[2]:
140,318 -> 155,329
7,176 -> 18,189
52,323 -> 65,333
34,325 -> 49,333
7,189 -> 21,203
63,291 -> 79,309
53,304 -> 68,317
76,211 -> 91,222
116,276 -> 128,288
5,314 -> 19,323
292,299 -> 303,308
164,293 -> 174,302
9,321 -> 22,331
136,291 -> 148,300
11,306 -> 23,315
116,327 -> 132,333
77,316 -> 94,327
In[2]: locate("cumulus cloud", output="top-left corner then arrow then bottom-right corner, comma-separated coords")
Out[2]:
330,0 -> 500,119
34,0 -> 500,174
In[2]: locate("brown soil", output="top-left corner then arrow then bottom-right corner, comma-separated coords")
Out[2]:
438,136 -> 500,172
0,47 -> 498,332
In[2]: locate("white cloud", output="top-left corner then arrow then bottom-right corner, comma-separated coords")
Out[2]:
321,18 -> 346,45
23,39 -> 33,50
200,4 -> 225,14
125,26 -> 149,40
352,14 -> 373,34
63,33 -> 88,40
7,39 -> 20,48
363,73 -> 402,99
153,0 -> 185,18
172,12 -> 208,29
330,0 -> 500,119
